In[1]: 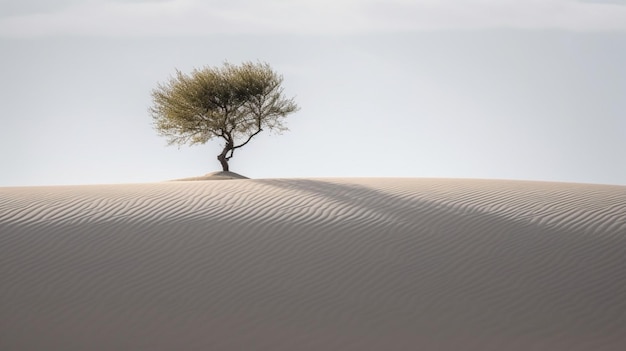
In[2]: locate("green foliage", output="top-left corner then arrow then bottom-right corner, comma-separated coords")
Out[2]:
150,61 -> 299,152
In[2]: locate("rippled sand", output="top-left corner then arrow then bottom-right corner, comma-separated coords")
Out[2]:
1,178 -> 625,350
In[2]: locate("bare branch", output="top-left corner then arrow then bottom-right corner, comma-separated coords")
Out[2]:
232,126 -> 263,150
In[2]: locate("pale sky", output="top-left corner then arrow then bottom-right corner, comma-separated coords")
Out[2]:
1,0 -> 625,186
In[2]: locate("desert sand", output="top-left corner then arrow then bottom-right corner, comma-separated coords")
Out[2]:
1,177 -> 626,350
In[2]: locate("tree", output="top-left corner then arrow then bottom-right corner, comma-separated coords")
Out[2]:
150,61 -> 299,172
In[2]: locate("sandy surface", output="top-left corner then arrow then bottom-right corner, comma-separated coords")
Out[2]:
170,171 -> 249,181
1,178 -> 626,350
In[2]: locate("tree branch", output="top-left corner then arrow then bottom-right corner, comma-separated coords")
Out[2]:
232,126 -> 263,150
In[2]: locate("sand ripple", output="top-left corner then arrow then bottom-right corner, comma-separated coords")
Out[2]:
1,178 -> 626,350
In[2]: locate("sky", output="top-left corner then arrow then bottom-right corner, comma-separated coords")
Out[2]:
1,0 -> 625,186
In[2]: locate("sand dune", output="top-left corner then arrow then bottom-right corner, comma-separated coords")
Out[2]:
1,178 -> 626,350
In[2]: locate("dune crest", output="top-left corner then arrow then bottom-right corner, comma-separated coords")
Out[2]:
170,170 -> 249,181
1,178 -> 625,351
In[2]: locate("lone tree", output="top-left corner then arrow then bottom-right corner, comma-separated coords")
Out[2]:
150,61 -> 299,172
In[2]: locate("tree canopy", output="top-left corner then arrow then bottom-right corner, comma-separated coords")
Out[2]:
150,61 -> 299,172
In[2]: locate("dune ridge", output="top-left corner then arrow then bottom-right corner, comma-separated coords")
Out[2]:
1,178 -> 626,350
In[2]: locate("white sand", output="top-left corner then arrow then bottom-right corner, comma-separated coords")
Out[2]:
1,178 -> 626,351
171,170 -> 249,181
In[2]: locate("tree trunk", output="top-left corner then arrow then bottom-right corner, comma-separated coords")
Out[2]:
217,153 -> 229,172
217,141 -> 233,172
